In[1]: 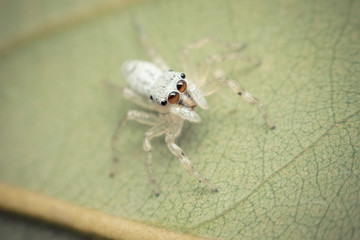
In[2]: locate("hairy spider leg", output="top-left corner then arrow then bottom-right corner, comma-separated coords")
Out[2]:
165,117 -> 218,192
143,124 -> 169,196
134,18 -> 169,71
110,110 -> 158,178
179,38 -> 274,129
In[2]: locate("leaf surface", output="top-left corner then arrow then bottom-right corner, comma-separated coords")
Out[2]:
0,0 -> 359,239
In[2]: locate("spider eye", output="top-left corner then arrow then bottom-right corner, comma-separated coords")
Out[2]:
176,80 -> 187,93
167,91 -> 180,104
180,73 -> 186,79
160,100 -> 167,106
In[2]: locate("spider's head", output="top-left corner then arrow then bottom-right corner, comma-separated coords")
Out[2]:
149,70 -> 208,122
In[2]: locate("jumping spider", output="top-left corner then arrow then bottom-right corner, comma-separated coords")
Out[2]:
108,22 -> 275,196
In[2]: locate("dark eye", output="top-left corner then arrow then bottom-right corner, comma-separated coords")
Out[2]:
150,95 -> 153,100
160,100 -> 168,106
180,73 -> 186,79
176,80 -> 187,93
167,91 -> 180,104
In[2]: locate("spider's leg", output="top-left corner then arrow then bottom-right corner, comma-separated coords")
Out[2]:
217,76 -> 275,129
134,19 -> 169,71
180,37 -> 245,72
110,110 -> 158,177
182,39 -> 274,128
143,124 -> 169,196
180,37 -> 255,89
201,51 -> 261,68
166,134 -> 218,192
165,119 -> 217,192
181,37 -> 246,71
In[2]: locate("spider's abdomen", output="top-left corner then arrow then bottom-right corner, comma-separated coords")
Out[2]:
122,60 -> 163,96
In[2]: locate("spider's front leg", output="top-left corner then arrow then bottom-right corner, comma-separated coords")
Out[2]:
143,124 -> 169,196
196,47 -> 275,129
165,118 -> 218,192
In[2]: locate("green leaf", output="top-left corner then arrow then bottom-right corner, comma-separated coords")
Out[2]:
0,0 -> 359,239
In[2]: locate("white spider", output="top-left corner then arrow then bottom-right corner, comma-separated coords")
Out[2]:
108,22 -> 275,196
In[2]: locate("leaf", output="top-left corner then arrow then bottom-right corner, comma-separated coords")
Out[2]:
0,0 -> 359,239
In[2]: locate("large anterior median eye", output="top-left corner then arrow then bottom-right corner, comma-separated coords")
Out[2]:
177,80 -> 187,93
168,91 -> 180,104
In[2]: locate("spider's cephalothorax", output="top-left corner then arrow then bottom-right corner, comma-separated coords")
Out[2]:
110,23 -> 275,196
122,60 -> 208,122
153,71 -> 211,122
